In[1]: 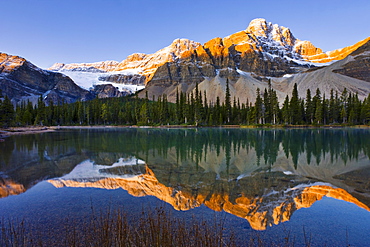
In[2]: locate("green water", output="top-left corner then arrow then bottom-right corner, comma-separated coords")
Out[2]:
0,128 -> 370,246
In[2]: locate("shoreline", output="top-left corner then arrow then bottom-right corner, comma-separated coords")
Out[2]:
0,126 -> 58,137
1,124 -> 369,137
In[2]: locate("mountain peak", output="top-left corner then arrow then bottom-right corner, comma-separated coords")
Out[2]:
0,53 -> 27,73
245,18 -> 296,46
165,38 -> 201,56
246,18 -> 269,37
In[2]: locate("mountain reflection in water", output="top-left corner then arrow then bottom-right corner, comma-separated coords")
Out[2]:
1,128 -> 370,230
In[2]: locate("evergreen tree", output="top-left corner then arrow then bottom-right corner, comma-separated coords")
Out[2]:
281,95 -> 290,124
215,96 -> 221,125
254,88 -> 263,124
322,94 -> 329,124
0,95 -> 15,127
101,103 -> 109,124
175,89 -> 181,124
23,101 -> 34,125
35,96 -> 47,125
203,91 -> 209,124
194,83 -> 203,126
263,88 -> 269,124
340,88 -> 348,123
139,98 -> 149,125
270,88 -> 279,125
289,83 -> 301,124
329,89 -> 340,124
314,97 -> 323,124
361,94 -> 370,124
264,79 -> 276,124
305,89 -> 314,124
312,88 -> 322,124
225,79 -> 231,123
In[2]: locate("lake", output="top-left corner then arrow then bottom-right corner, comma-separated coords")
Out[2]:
0,128 -> 370,246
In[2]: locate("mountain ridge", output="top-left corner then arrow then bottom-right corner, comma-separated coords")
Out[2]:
50,18 -> 370,76
48,18 -> 370,104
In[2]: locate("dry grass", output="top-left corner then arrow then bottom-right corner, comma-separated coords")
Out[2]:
0,205 -> 321,247
1,206 -> 238,247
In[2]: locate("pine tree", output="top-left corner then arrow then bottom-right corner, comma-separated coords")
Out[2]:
269,83 -> 279,125
215,96 -> 221,125
281,95 -> 290,124
34,96 -> 46,126
175,89 -> 181,124
225,79 -> 231,123
254,88 -> 263,124
361,94 -> 370,124
312,88 -> 322,124
203,91 -> 209,124
329,89 -> 340,124
305,89 -> 314,124
289,83 -> 301,124
314,97 -> 323,124
0,95 -> 15,127
263,88 -> 269,124
101,103 -> 109,124
340,88 -> 348,123
322,94 -> 328,124
194,83 -> 202,126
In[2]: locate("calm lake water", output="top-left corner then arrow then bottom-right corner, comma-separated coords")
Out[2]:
0,128 -> 370,246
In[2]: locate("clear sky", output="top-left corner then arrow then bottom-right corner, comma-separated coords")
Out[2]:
1,0 -> 369,68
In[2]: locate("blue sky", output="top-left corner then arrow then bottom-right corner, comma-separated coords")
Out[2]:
1,0 -> 369,68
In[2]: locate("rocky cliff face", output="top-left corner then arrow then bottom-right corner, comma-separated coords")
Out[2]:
0,53 -> 93,105
332,40 -> 370,82
91,84 -> 131,98
142,38 -> 370,104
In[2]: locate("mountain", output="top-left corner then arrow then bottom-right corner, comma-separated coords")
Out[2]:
0,53 -> 93,104
49,18 -> 370,104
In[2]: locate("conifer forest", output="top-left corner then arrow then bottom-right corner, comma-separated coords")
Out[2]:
1,82 -> 370,128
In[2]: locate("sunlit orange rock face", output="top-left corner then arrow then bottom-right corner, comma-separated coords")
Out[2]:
0,53 -> 26,73
48,167 -> 370,231
300,37 -> 370,63
0,178 -> 25,198
294,40 -> 323,58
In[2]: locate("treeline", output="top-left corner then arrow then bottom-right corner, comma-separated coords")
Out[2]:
1,81 -> 370,127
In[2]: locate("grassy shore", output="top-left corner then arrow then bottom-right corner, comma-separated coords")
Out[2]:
0,206 -> 318,247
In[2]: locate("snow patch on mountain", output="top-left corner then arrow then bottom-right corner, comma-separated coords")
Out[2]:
61,70 -> 144,93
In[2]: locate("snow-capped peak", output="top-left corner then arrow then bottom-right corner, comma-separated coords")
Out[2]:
245,18 -> 297,48
246,18 -> 271,38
